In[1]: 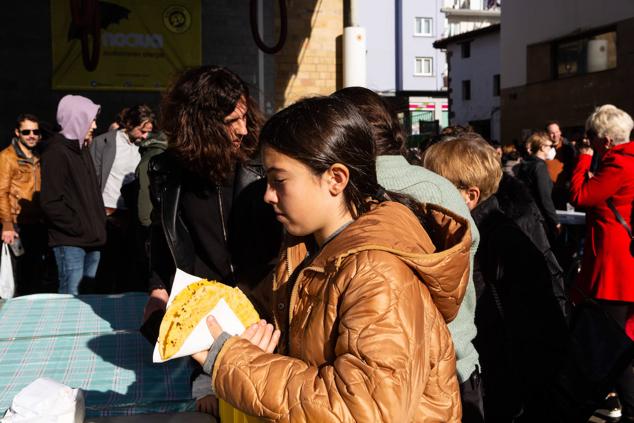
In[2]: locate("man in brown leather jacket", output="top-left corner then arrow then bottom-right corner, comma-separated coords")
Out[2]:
0,114 -> 46,295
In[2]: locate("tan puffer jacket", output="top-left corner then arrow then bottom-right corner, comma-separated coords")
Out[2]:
213,201 -> 471,422
0,140 -> 41,231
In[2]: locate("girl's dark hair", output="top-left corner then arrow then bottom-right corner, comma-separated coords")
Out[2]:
260,96 -> 420,218
331,87 -> 406,156
161,65 -> 263,182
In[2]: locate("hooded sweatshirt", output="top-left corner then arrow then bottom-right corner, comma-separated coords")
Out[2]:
212,201 -> 471,422
40,95 -> 106,248
57,95 -> 100,149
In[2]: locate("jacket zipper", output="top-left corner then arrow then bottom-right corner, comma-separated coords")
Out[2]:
217,184 -> 237,285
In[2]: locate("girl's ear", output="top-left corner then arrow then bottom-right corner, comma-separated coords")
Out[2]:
327,163 -> 350,196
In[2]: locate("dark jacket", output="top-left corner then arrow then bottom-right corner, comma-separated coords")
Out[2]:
496,173 -> 569,318
471,195 -> 568,422
89,129 -> 118,192
516,156 -> 560,239
135,133 -> 167,227
40,134 -> 107,248
147,151 -> 282,293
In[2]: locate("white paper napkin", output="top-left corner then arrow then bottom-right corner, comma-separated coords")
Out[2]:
1,377 -> 85,423
152,269 -> 248,363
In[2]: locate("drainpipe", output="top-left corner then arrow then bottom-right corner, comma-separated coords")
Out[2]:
343,0 -> 366,87
395,0 -> 402,92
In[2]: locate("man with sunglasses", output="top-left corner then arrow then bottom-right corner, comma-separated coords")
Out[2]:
0,114 -> 46,295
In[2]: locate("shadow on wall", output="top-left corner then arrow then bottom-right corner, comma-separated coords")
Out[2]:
273,0 -> 343,109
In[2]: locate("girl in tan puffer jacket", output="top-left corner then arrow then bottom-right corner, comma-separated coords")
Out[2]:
192,96 -> 472,422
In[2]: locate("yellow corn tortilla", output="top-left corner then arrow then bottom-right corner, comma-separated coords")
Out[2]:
158,279 -> 259,360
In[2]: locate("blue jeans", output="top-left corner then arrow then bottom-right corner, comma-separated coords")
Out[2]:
53,246 -> 100,295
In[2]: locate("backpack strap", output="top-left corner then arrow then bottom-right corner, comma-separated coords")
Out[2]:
606,198 -> 633,240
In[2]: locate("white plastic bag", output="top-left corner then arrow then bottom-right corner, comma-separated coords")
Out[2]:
0,243 -> 14,299
1,377 -> 85,423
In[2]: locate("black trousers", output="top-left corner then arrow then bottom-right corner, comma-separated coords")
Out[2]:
598,300 -> 634,417
14,223 -> 49,296
95,210 -> 145,294
460,366 -> 485,423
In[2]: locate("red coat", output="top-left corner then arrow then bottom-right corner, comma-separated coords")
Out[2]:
570,141 -> 634,302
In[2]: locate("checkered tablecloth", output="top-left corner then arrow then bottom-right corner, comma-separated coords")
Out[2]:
0,293 -> 196,417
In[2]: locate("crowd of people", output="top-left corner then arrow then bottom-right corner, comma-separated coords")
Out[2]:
2,64 -> 633,422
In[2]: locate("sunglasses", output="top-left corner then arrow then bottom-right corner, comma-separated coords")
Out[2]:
19,129 -> 40,136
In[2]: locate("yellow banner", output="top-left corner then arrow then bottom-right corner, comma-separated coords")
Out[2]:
51,0 -> 201,91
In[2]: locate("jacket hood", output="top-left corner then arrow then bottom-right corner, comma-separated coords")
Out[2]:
56,95 -> 100,145
286,201 -> 471,322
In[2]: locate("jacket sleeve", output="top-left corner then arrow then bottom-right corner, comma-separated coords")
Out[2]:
89,137 -> 103,187
212,254 -> 459,422
0,154 -> 15,230
570,153 -> 623,208
535,162 -> 559,228
40,148 -> 81,236
136,154 -> 154,227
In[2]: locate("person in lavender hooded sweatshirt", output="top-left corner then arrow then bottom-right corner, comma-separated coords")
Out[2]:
40,95 -> 107,295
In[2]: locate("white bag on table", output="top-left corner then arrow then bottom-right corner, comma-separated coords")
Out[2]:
1,377 -> 85,423
0,243 -> 14,299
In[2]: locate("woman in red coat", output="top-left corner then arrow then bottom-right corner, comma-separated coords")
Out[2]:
570,104 -> 634,419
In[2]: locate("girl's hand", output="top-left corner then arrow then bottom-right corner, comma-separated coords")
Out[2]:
241,319 -> 281,353
191,317 -> 281,365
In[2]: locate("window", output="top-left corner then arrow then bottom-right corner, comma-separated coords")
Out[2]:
415,57 -> 434,76
493,74 -> 500,96
415,17 -> 433,36
555,30 -> 617,78
462,80 -> 471,100
461,42 -> 471,58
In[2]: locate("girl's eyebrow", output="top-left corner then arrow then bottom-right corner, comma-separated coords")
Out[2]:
266,167 -> 285,174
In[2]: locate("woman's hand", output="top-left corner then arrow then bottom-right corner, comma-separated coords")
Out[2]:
143,288 -> 169,323
191,317 -> 281,366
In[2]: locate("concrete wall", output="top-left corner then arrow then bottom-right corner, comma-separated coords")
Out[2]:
501,0 -> 634,89
447,30 -> 500,140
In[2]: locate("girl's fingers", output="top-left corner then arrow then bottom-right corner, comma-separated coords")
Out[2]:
257,324 -> 274,351
249,320 -> 268,346
265,329 -> 281,353
206,316 -> 223,339
241,323 -> 259,340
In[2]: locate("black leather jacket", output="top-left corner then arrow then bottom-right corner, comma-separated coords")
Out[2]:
147,151 -> 281,291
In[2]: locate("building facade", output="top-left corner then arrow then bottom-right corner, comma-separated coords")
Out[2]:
441,0 -> 501,37
501,0 -> 634,143
434,24 -> 500,141
358,0 -> 449,137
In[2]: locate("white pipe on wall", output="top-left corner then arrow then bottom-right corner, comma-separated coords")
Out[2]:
343,26 -> 367,87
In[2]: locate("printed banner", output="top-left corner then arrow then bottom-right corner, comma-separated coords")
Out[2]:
51,0 -> 201,91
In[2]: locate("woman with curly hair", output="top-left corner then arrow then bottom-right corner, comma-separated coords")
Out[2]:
142,65 -> 281,415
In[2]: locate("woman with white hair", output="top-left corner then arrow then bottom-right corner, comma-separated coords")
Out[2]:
570,104 -> 634,420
